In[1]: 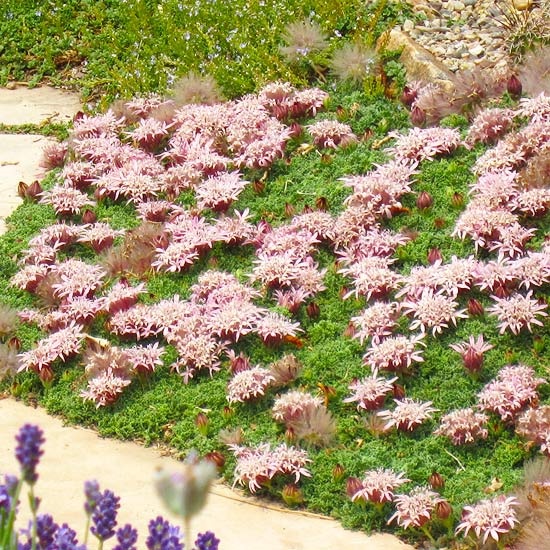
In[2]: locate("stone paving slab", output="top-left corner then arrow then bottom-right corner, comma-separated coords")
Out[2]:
0,134 -> 52,234
0,399 -> 414,550
0,85 -> 81,125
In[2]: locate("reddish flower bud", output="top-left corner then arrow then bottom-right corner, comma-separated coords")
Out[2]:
451,192 -> 464,207
282,483 -> 304,507
467,298 -> 484,316
38,365 -> 54,384
416,191 -> 433,210
288,122 -> 302,138
285,426 -> 296,444
8,336 -> 21,351
332,464 -> 346,482
433,218 -> 446,229
81,209 -> 97,224
285,202 -> 296,218
18,181 -> 29,199
401,85 -> 418,107
26,180 -> 43,201
204,451 -> 226,470
436,500 -> 453,520
346,477 -> 364,500
73,111 -> 85,122
493,283 -> 510,299
392,383 -> 406,400
428,471 -> 445,490
195,412 -> 209,436
306,301 -> 320,319
229,352 -> 251,374
463,348 -> 484,373
507,74 -> 522,98
222,406 -> 234,419
427,247 -> 442,265
320,154 -> 333,165
342,321 -> 355,338
302,204 -> 313,214
336,105 -> 347,119
411,105 -> 426,127
252,180 -> 265,194
315,196 -> 328,211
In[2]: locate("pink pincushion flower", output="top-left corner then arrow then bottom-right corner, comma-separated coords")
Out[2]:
344,374 -> 398,411
171,334 -> 226,383
124,343 -> 164,374
227,366 -> 275,403
464,107 -> 515,147
388,127 -> 461,163
71,111 -> 125,139
388,487 -> 444,529
487,290 -> 548,335
206,300 -> 264,342
215,209 -> 255,245
511,251 -> 550,290
307,119 -> 357,149
339,256 -> 402,301
272,390 -> 324,424
363,334 -> 425,373
50,259 -> 106,300
254,312 -> 302,347
77,223 -> 125,253
434,408 -> 489,445
401,289 -> 468,336
350,301 -> 400,344
125,117 -> 170,150
456,495 -> 519,544
478,364 -> 545,421
230,443 -> 311,493
195,171 -> 249,212
473,258 -> 518,294
108,304 -> 162,340
516,406 -> 550,456
511,188 -> 550,217
39,185 -> 95,216
378,398 -> 437,432
80,369 -> 132,408
350,468 -> 410,504
252,251 -> 305,289
100,281 -> 146,315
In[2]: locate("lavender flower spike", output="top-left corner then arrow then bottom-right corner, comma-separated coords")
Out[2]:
195,530 -> 220,550
145,516 -> 184,550
91,489 -> 120,542
113,523 -> 139,550
15,423 -> 45,484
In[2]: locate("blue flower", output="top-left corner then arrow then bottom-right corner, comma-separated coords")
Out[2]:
195,531 -> 220,550
145,516 -> 183,550
113,523 -> 138,550
91,489 -> 120,542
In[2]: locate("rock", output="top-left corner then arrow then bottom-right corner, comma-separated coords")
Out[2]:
403,19 -> 415,32
464,0 -> 476,5
382,29 -> 454,90
470,44 -> 485,56
431,17 -> 442,26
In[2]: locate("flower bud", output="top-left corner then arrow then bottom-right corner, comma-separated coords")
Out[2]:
222,406 -> 234,419
302,204 -> 313,214
26,181 -> 43,201
252,179 -> 265,194
288,122 -> 302,138
18,181 -> 29,199
8,336 -> 21,351
392,383 -> 406,400
401,85 -> 418,107
315,196 -> 328,211
346,477 -> 363,500
411,105 -> 426,127
204,451 -> 226,470
332,464 -> 346,483
81,209 -> 97,224
343,321 -> 355,339
285,426 -> 296,444
428,471 -> 445,490
306,301 -> 320,319
416,191 -> 433,210
467,298 -> 484,316
433,217 -> 446,229
282,483 -> 304,507
285,202 -> 296,218
436,500 -> 453,520
195,412 -> 209,436
507,74 -> 522,98
463,348 -> 483,373
427,247 -> 442,265
451,192 -> 464,207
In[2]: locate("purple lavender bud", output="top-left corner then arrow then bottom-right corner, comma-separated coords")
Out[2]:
84,480 -> 101,515
54,524 -> 87,550
0,476 -> 17,515
113,524 -> 138,550
146,516 -> 183,550
195,531 -> 220,550
36,514 -> 59,548
91,489 -> 120,542
15,424 -> 45,484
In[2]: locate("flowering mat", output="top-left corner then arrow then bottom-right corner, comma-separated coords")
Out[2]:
1,83 -> 549,548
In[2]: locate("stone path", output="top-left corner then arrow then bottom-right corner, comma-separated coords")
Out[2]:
0,85 -> 414,550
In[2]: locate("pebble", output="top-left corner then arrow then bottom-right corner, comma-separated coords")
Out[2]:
401,0 -> 512,73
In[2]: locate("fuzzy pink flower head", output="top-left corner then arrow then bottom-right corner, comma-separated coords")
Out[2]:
378,398 -> 438,432
254,311 -> 302,347
388,127 -> 461,163
50,259 -> 106,300
344,374 -> 398,412
388,486 -> 444,529
272,390 -> 324,425
434,407 -> 489,445
478,364 -> 546,422
307,119 -> 357,149
227,366 -> 276,404
39,185 -> 95,217
464,107 -> 515,147
402,289 -> 468,336
195,171 -> 249,213
516,406 -> 550,456
487,290 -> 548,335
80,369 -> 132,408
456,495 -> 519,544
350,468 -> 410,504
124,343 -> 165,375
363,334 -> 425,374
351,301 -> 400,345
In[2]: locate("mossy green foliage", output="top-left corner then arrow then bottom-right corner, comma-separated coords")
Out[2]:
0,82 -> 548,547
0,0 -> 413,106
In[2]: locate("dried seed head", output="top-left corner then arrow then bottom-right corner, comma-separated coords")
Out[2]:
315,196 -> 328,211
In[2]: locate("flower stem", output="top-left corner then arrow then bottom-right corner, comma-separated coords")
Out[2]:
185,517 -> 192,550
420,524 -> 436,545
30,485 -> 37,550
83,515 -> 91,547
2,477 -> 23,549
